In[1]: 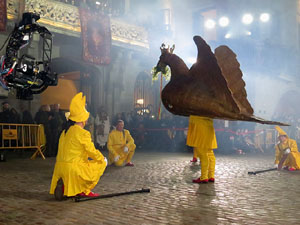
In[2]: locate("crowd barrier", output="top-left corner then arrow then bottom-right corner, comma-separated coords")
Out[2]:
0,123 -> 46,159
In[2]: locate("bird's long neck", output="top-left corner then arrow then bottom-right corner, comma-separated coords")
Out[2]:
163,54 -> 189,80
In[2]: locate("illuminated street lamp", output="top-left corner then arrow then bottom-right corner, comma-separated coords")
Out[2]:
260,13 -> 270,22
137,99 -> 144,105
242,14 -> 253,25
219,16 -> 229,27
204,19 -> 216,29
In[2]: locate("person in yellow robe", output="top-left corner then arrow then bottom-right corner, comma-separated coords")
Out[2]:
274,126 -> 300,171
107,120 -> 136,166
49,93 -> 107,200
187,115 -> 217,183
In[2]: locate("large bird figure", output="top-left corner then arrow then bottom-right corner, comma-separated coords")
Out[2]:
155,35 -> 287,126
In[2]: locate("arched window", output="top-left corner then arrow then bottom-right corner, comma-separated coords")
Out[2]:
133,72 -> 156,115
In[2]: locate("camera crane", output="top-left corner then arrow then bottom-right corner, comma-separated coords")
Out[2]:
0,12 -> 57,100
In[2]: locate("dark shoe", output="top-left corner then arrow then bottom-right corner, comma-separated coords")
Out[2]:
208,178 -> 215,182
190,157 -> 197,163
54,178 -> 64,201
125,162 -> 134,167
192,178 -> 208,183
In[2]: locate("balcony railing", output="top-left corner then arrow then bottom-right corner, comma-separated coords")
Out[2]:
6,0 -> 148,51
53,0 -> 125,17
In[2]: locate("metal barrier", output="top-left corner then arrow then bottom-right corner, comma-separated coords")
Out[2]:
0,123 -> 46,159
254,128 -> 277,151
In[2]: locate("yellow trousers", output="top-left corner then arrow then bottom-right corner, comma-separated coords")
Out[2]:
109,145 -> 136,166
194,147 -> 215,180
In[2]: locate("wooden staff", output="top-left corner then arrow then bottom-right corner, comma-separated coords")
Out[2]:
248,168 -> 277,175
74,188 -> 150,202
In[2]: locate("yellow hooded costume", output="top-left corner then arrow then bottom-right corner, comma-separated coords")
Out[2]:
187,115 -> 217,181
274,126 -> 300,170
107,127 -> 136,166
49,93 -> 107,196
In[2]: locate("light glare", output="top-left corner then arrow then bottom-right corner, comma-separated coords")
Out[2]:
219,17 -> 229,27
260,13 -> 270,22
225,33 -> 231,39
242,14 -> 253,25
204,19 -> 216,29
137,99 -> 144,105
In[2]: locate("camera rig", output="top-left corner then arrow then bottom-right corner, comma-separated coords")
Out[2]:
0,12 -> 57,100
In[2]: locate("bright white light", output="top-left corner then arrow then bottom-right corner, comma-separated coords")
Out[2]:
186,57 -> 196,64
204,19 -> 216,29
137,99 -> 144,105
96,1 -> 100,5
260,13 -> 270,22
219,17 -> 229,27
242,14 -> 253,25
246,31 -> 252,36
225,33 -> 231,39
23,34 -> 29,41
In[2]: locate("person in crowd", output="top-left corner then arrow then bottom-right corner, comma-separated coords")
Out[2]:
274,126 -> 300,171
0,101 -> 13,123
135,119 -> 145,149
20,104 -> 34,124
107,119 -> 136,166
112,112 -> 123,128
95,109 -> 110,150
34,105 -> 43,124
50,103 -> 66,156
49,92 -> 107,201
35,105 -> 53,157
187,115 -> 217,183
85,102 -> 95,141
10,108 -> 21,124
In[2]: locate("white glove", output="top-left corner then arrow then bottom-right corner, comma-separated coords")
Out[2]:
274,164 -> 278,168
114,155 -> 120,162
284,148 -> 291,155
124,146 -> 129,153
104,157 -> 107,165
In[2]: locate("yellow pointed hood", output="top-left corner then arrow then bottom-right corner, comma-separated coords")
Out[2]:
275,126 -> 288,137
68,92 -> 90,122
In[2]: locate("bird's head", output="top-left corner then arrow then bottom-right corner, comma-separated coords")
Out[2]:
151,44 -> 175,80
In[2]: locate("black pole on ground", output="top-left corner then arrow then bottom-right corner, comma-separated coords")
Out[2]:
248,168 -> 277,175
74,188 -> 150,202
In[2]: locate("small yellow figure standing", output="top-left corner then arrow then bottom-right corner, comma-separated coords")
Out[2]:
187,115 -> 218,183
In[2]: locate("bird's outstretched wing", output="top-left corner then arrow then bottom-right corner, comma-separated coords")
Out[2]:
215,45 -> 254,115
188,36 -> 240,114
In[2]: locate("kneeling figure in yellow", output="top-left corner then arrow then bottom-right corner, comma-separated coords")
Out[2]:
49,93 -> 107,200
107,120 -> 136,166
275,126 -> 300,171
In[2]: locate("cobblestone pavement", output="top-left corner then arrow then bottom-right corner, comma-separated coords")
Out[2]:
0,151 -> 300,225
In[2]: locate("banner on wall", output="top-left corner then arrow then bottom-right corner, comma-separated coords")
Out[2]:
79,8 -> 111,65
0,0 -> 7,32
